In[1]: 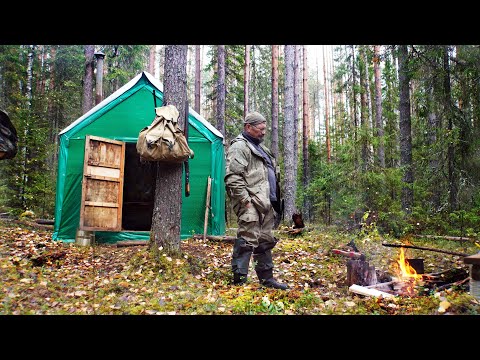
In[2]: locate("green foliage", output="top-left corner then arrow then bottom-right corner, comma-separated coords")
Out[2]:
1,44 -> 480,239
204,45 -> 245,140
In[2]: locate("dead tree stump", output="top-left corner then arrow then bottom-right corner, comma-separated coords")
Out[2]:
347,259 -> 377,286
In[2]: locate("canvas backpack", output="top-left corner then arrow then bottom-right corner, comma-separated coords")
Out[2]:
136,104 -> 194,163
0,109 -> 18,160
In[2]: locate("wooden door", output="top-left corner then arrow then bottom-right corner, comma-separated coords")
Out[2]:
80,135 -> 125,231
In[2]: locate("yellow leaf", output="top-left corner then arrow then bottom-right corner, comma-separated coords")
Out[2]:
438,300 -> 451,313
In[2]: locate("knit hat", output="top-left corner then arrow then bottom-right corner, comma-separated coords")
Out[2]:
244,111 -> 266,125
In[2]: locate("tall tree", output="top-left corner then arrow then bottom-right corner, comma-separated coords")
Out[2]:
442,46 -> 458,212
150,45 -> 188,256
293,45 -> 300,186
251,45 -> 257,111
83,46 -> 95,114
19,45 -> 36,209
351,45 -> 358,144
373,45 -> 385,168
322,46 -> 332,224
194,45 -> 201,114
271,45 -> 279,160
383,46 -> 399,169
244,45 -> 250,116
283,45 -> 296,223
148,45 -> 156,75
359,45 -> 370,172
323,46 -> 331,163
398,45 -> 413,214
216,45 -> 226,136
302,45 -> 310,220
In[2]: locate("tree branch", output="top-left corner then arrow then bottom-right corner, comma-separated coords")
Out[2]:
381,242 -> 468,257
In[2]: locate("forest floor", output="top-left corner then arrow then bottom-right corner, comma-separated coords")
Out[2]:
1,218 -> 480,316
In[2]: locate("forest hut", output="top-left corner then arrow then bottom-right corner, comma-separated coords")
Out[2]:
52,71 -> 226,244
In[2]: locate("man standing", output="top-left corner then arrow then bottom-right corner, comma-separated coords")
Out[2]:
225,111 -> 288,290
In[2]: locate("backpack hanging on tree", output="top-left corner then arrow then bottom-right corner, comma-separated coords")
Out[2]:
136,104 -> 194,163
0,109 -> 18,160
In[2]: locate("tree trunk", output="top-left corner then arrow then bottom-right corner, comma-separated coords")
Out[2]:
82,45 -> 95,114
373,45 -> 385,168
302,45 -> 310,221
216,45 -> 225,136
293,45 -> 300,186
443,46 -> 458,212
271,45 -> 279,160
398,45 -> 413,214
323,46 -> 331,163
150,45 -> 187,256
347,259 -> 377,286
322,46 -> 332,225
351,45 -> 358,144
148,45 -> 156,75
359,45 -> 369,172
244,45 -> 250,117
47,46 -> 59,167
283,45 -> 296,224
20,45 -> 35,210
194,45 -> 201,114
426,63 -> 440,209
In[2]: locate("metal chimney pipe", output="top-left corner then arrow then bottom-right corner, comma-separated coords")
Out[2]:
94,51 -> 105,105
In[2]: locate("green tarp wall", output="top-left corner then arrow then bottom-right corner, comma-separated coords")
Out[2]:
52,72 -> 226,243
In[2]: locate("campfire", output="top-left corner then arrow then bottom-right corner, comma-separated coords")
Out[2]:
336,240 -> 470,299
390,248 -> 425,296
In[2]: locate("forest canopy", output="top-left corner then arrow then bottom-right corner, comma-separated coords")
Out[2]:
0,45 -> 479,239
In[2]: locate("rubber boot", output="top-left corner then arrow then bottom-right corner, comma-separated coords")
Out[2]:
231,238 -> 253,285
256,268 -> 289,290
253,240 -> 288,290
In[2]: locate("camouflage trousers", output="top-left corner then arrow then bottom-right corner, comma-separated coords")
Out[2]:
234,200 -> 275,248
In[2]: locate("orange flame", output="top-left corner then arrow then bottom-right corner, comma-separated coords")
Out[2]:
396,248 -> 423,280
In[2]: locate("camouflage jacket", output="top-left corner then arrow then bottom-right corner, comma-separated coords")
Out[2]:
225,134 -> 279,213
